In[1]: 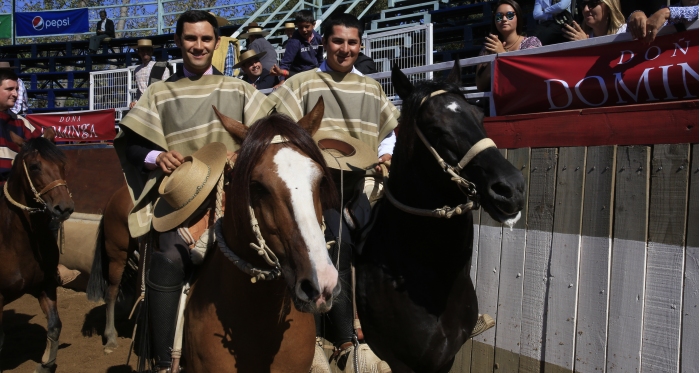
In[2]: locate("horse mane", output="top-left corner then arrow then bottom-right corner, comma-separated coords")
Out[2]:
391,78 -> 483,179
228,113 -> 339,240
19,137 -> 67,165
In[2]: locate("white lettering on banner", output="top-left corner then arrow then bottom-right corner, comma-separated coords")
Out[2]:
659,65 -> 679,100
58,115 -> 81,123
614,68 -> 658,103
575,76 -> 609,106
52,124 -> 98,139
672,38 -> 690,57
679,62 -> 699,98
618,50 -> 634,65
44,17 -> 70,29
645,46 -> 662,61
545,79 -> 573,109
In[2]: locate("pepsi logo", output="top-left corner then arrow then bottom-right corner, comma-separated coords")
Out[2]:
32,16 -> 44,30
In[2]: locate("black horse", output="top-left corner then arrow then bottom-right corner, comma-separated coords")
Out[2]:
356,61 -> 526,373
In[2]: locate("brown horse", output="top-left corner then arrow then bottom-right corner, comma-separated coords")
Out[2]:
184,98 -> 340,372
86,183 -> 137,353
0,130 -> 74,373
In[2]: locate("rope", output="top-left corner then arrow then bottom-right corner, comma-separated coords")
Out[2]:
4,181 -> 43,213
380,164 -> 474,218
214,218 -> 282,283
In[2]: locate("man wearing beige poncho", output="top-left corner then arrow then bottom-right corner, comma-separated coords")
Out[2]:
270,13 -> 397,373
115,10 -> 273,372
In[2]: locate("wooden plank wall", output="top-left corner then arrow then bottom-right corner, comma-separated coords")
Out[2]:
452,143 -> 697,373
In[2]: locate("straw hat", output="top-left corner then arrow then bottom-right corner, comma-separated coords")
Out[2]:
312,131 -> 377,172
233,49 -> 267,69
284,22 -> 296,29
135,39 -> 153,50
239,22 -> 270,38
152,142 -> 228,232
0,61 -> 16,69
208,12 -> 229,27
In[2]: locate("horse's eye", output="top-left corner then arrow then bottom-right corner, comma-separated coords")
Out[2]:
250,182 -> 269,196
28,164 -> 41,172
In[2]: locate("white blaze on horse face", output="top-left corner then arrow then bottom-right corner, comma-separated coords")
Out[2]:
446,101 -> 460,113
274,147 -> 338,294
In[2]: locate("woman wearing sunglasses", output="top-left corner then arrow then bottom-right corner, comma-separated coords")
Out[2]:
476,0 -> 542,91
563,0 -> 626,40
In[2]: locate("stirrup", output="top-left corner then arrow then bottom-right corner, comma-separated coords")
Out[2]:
330,341 -> 392,373
310,337 -> 332,373
469,313 -> 495,339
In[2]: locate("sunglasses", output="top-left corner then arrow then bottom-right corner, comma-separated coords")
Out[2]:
495,11 -> 516,22
580,0 -> 603,9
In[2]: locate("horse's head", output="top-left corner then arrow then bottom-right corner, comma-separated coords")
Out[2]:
214,99 -> 341,313
391,61 -> 525,224
8,129 -> 74,221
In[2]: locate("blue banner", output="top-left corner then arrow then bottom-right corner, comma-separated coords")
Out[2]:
15,8 -> 89,37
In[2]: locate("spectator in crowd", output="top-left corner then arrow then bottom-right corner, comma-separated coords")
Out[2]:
235,49 -> 279,90
129,39 -> 171,109
354,51 -> 378,74
0,61 -> 27,115
476,0 -> 542,92
89,10 -> 115,53
0,68 -> 80,285
563,0 -> 627,40
270,10 -> 323,81
281,22 -> 296,47
533,0 -> 572,45
209,12 -> 241,77
239,22 -> 278,71
627,1 -> 698,43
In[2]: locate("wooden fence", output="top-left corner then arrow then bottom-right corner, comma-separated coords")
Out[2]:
448,101 -> 698,373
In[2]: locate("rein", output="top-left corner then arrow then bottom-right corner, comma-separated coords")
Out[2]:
383,90 -> 496,218
3,160 -> 70,214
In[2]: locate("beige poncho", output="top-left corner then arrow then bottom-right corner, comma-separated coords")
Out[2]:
269,69 -> 399,153
115,74 -> 274,237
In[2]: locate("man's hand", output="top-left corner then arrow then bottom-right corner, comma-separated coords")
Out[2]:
156,150 -> 185,175
129,101 -> 137,109
374,154 -> 392,173
269,64 -> 287,77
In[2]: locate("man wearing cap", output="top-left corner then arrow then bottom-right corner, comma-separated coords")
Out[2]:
115,10 -> 273,372
129,39 -> 171,109
236,49 -> 279,90
239,22 -> 278,71
269,12 -> 397,373
271,10 -> 324,80
0,62 -> 28,115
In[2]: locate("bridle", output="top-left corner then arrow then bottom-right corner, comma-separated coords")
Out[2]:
381,89 -> 497,218
214,134 -> 328,283
3,159 -> 71,214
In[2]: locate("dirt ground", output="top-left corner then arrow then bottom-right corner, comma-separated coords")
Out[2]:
2,285 -> 137,373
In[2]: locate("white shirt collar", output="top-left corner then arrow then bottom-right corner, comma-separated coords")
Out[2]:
317,60 -> 364,76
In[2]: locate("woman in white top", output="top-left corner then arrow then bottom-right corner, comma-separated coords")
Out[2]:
563,0 -> 627,40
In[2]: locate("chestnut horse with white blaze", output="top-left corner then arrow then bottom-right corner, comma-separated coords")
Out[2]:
0,129 -> 74,373
184,98 -> 341,372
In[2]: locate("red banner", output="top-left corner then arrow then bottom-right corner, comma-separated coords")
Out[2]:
493,30 -> 699,116
26,109 -> 116,142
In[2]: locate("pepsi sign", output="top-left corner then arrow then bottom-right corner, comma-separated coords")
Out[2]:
16,9 -> 88,37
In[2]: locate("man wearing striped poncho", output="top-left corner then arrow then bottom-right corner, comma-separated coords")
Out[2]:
114,10 -> 273,373
270,13 -> 398,373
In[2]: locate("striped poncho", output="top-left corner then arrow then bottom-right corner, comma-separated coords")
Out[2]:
115,74 -> 274,237
269,69 -> 399,153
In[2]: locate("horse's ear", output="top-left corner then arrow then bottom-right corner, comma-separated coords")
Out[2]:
43,127 -> 56,142
9,131 -> 24,147
391,64 -> 413,100
213,105 -> 247,144
446,59 -> 462,85
297,97 -> 324,137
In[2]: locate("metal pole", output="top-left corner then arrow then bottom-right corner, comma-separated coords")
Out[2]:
158,0 -> 163,35
11,0 -> 15,45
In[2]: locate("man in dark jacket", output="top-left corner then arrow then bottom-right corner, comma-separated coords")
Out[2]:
89,10 -> 115,53
270,10 -> 323,81
236,49 -> 278,90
